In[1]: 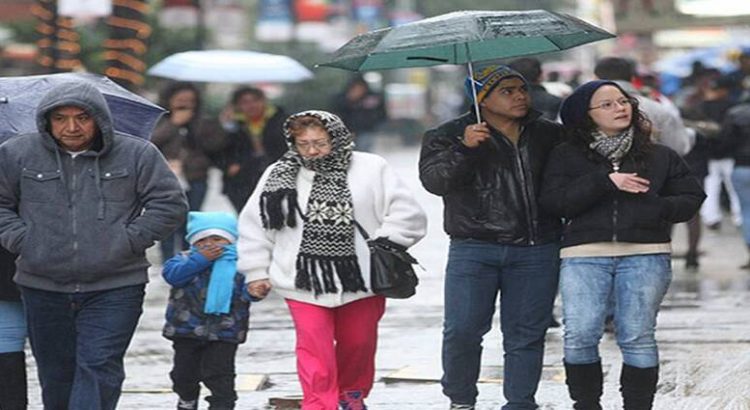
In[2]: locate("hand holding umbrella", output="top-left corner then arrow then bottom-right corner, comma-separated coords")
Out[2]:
462,122 -> 490,148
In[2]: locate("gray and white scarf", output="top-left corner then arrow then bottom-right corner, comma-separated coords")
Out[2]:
589,127 -> 633,169
260,110 -> 366,296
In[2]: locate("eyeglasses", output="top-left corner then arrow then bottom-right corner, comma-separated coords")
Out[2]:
295,140 -> 331,152
589,98 -> 634,111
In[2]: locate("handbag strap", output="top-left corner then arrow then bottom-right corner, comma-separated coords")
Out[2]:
352,220 -> 371,241
352,215 -> 423,270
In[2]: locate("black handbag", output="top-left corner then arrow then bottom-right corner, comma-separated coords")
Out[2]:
354,221 -> 420,299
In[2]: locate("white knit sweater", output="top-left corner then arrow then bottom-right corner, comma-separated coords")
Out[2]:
237,152 -> 427,307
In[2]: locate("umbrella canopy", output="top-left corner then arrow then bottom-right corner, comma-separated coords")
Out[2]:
318,10 -> 615,72
653,42 -> 750,78
147,49 -> 314,83
0,72 -> 165,142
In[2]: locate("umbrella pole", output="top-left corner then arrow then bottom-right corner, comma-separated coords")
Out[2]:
465,46 -> 482,124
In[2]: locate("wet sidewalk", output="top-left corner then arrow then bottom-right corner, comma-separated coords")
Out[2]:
25,146 -> 750,409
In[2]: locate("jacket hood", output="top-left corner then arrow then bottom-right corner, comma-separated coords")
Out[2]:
35,81 -> 114,155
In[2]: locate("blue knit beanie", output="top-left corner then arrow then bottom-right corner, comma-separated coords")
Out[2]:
464,64 -> 527,104
560,80 -> 620,129
185,211 -> 238,245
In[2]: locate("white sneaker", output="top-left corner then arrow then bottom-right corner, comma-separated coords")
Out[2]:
177,398 -> 198,410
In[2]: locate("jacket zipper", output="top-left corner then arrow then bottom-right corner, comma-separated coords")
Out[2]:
512,143 -> 536,245
612,197 -> 618,242
70,156 -> 80,291
611,162 -> 619,242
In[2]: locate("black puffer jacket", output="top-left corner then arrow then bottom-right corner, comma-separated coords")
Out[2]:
539,142 -> 705,248
419,111 -> 563,245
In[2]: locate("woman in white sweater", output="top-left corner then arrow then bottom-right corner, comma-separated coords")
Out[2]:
238,110 -> 427,410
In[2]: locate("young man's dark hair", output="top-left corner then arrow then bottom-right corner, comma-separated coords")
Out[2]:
508,57 -> 543,83
509,57 -> 562,120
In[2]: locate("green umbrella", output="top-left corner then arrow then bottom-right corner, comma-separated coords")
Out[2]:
318,9 -> 615,121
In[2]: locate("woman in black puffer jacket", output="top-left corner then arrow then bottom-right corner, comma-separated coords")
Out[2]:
540,80 -> 705,410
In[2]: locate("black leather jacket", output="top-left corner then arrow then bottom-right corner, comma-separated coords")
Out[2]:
419,111 -> 563,245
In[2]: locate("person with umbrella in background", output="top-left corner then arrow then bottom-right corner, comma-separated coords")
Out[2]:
220,86 -> 287,213
419,65 -> 564,410
152,82 -> 227,262
0,81 -> 187,410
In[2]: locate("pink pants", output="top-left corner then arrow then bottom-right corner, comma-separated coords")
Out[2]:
286,296 -> 386,410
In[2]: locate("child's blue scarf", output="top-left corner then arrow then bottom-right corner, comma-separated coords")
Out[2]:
201,244 -> 237,315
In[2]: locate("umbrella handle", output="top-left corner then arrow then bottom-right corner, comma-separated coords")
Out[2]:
465,46 -> 482,124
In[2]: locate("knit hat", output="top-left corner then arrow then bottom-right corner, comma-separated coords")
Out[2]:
464,64 -> 527,104
559,80 -> 621,129
185,211 -> 238,245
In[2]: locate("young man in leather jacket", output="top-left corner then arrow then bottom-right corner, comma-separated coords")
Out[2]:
419,65 -> 563,410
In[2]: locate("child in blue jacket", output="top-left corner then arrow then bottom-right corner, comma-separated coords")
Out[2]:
162,211 -> 252,410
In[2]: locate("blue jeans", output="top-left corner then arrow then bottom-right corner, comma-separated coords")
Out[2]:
731,166 -> 750,245
21,284 -> 145,410
560,254 -> 671,368
0,301 -> 26,353
442,239 -> 560,409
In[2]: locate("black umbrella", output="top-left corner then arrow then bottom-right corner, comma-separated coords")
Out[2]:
0,72 -> 165,143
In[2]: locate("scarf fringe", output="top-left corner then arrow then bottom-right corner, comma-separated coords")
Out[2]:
260,189 -> 298,229
295,254 -> 367,296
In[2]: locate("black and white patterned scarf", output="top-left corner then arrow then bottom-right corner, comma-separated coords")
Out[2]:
589,127 -> 633,168
259,110 -> 366,296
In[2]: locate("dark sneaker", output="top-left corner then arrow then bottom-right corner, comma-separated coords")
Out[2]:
339,390 -> 367,410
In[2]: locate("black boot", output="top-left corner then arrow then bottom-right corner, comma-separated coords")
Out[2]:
565,361 -> 603,410
620,364 -> 658,410
0,351 -> 27,410
685,251 -> 699,271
